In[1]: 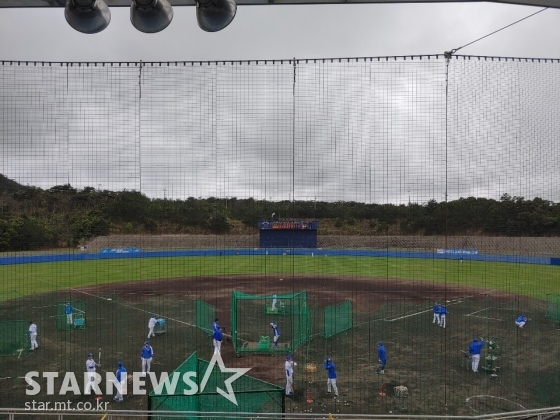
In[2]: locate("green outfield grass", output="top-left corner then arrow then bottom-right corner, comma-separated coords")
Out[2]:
1,256 -> 559,301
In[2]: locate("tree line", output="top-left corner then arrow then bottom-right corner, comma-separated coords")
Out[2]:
1,174 -> 559,251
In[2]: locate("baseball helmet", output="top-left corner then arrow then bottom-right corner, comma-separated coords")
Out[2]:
286,354 -> 292,360
377,341 -> 383,346
145,340 -> 150,344
327,357 -> 333,362
473,338 -> 478,342
117,361 -> 123,367
87,353 -> 93,357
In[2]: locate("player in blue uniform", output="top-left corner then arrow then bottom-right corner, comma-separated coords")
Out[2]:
270,322 -> 280,347
377,341 -> 387,374
324,357 -> 339,396
141,340 -> 154,374
65,304 -> 73,325
439,305 -> 448,328
515,314 -> 528,328
432,302 -> 441,324
212,318 -> 223,355
114,361 -> 127,403
469,337 -> 485,372
377,341 -> 387,375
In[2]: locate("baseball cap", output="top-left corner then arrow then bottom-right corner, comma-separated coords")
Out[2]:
117,361 -> 123,367
473,338 -> 478,342
286,354 -> 292,360
87,353 -> 92,357
145,340 -> 149,344
327,357 -> 332,362
377,341 -> 383,346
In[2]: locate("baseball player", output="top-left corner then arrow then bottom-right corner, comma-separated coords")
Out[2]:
324,357 -> 339,397
271,294 -> 278,311
114,361 -> 127,403
141,341 -> 154,374
212,319 -> 223,355
285,354 -> 297,396
515,314 -> 528,328
432,302 -> 441,324
65,304 -> 73,325
270,321 -> 280,347
28,321 -> 38,351
147,315 -> 157,339
376,341 -> 387,374
85,352 -> 101,395
439,305 -> 448,328
469,337 -> 485,373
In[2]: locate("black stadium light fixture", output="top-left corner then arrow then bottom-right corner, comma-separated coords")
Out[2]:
131,0 -> 174,34
64,0 -> 111,34
196,0 -> 237,32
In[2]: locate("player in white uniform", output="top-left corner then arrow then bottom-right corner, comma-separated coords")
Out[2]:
85,353 -> 101,395
284,354 -> 297,396
271,294 -> 278,311
147,315 -> 157,338
28,321 -> 38,351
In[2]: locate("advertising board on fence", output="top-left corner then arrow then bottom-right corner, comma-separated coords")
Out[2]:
436,249 -> 478,255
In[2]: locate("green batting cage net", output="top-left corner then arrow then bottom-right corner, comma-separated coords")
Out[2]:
324,301 -> 353,338
231,290 -> 310,355
55,301 -> 86,331
545,294 -> 560,321
195,300 -> 216,334
148,352 -> 284,419
0,321 -> 30,357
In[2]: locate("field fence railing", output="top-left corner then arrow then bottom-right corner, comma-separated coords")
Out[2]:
1,407 -> 560,419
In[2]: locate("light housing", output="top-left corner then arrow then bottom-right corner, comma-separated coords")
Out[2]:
196,0 -> 237,32
131,0 -> 174,34
64,0 -> 111,34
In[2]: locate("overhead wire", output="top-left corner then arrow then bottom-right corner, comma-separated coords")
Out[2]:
446,7 -> 549,56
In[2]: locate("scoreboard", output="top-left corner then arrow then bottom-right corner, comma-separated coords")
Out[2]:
258,220 -> 318,248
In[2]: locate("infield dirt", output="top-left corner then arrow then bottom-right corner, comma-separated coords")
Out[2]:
1,273 -> 558,418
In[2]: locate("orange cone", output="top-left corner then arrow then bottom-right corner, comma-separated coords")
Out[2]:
379,383 -> 386,397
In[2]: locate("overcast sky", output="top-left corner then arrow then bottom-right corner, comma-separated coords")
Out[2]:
0,3 -> 559,61
1,4 -> 560,204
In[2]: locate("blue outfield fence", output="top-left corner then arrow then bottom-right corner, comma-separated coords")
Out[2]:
0,248 -> 554,266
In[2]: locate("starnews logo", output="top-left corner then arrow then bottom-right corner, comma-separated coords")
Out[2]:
25,352 -> 251,406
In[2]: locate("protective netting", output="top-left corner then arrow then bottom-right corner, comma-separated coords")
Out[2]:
324,301 -> 353,338
195,300 -> 216,334
545,294 -> 560,321
1,56 -> 560,415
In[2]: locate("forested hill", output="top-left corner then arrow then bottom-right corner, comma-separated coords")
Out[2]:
0,176 -> 559,251
0,174 -> 28,192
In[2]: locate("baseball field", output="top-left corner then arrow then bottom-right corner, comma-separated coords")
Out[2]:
1,253 -> 560,417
